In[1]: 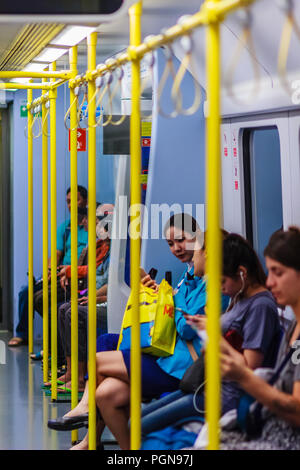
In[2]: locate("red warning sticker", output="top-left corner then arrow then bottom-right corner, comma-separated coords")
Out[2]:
142,138 -> 151,147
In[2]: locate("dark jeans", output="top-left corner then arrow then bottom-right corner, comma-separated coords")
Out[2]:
15,282 -> 66,363
58,302 -> 108,362
15,283 -> 40,340
141,390 -> 205,436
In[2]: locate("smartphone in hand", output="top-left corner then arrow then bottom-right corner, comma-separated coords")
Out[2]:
148,267 -> 158,280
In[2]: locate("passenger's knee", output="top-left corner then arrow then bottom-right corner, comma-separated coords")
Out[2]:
95,380 -> 112,406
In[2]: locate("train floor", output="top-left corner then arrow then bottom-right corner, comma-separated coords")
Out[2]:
0,331 -> 118,450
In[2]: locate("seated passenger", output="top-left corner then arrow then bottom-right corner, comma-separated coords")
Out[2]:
140,233 -> 281,449
218,227 -> 300,450
48,213 -> 228,450
8,186 -> 88,348
53,205 -> 113,391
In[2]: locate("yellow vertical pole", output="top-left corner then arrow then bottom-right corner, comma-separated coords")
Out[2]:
205,0 -> 222,450
129,0 -> 142,451
49,62 -> 58,401
87,31 -> 97,451
69,45 -> 79,445
42,79 -> 49,383
27,87 -> 34,356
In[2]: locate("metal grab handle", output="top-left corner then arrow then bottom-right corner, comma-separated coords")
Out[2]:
278,11 -> 300,96
224,10 -> 261,105
157,44 -> 180,119
171,35 -> 202,116
64,95 -> 79,131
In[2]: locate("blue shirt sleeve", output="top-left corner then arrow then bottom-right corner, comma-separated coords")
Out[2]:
56,220 -> 68,253
242,300 -> 279,354
173,275 -> 207,340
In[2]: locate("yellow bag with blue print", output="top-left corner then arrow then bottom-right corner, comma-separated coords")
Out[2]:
117,279 -> 176,357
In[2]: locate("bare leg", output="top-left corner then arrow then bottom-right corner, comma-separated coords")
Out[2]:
66,351 -> 129,432
70,420 -> 105,450
55,356 -> 71,383
62,360 -> 86,391
64,380 -> 89,418
96,377 -> 130,450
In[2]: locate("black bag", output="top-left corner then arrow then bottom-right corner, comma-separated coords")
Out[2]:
179,352 -> 205,393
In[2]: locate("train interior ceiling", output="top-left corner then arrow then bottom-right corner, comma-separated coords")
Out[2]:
0,0 -> 300,450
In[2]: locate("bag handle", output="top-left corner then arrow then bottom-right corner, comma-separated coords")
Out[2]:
186,340 -> 200,362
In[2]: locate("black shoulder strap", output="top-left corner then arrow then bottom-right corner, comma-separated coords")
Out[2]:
268,330 -> 300,386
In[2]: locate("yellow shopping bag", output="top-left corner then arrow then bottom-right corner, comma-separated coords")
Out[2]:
117,279 -> 176,357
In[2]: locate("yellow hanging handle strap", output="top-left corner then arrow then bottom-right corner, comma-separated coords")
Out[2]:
77,84 -> 88,128
278,9 -> 300,96
224,8 -> 260,104
110,66 -> 127,126
140,42 -> 155,120
64,93 -> 79,131
157,43 -> 179,119
171,34 -> 203,116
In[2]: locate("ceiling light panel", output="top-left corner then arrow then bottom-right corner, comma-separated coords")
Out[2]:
35,47 -> 68,63
50,26 -> 96,47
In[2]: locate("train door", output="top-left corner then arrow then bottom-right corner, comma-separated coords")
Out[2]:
242,126 -> 283,268
222,114 -> 290,267
0,107 -> 12,330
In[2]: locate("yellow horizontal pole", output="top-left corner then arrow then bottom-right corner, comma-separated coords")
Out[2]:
129,0 -> 142,451
0,83 -> 50,90
0,70 -> 71,79
70,0 -> 256,89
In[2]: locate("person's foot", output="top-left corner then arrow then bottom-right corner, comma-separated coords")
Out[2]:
60,380 -> 85,393
70,435 -> 89,450
8,337 -> 28,347
64,399 -> 89,419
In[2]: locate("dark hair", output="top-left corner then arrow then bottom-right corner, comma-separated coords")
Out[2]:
66,185 -> 88,200
164,213 -> 199,238
264,226 -> 300,271
223,233 -> 266,285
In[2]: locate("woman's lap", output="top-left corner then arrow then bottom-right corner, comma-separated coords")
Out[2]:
121,349 -> 180,399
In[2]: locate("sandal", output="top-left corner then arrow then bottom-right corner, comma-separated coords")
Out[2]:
41,379 -> 66,389
8,337 -> 28,347
44,388 -> 84,399
30,350 -> 43,361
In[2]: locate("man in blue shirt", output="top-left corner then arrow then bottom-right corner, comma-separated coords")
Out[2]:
8,186 -> 88,347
